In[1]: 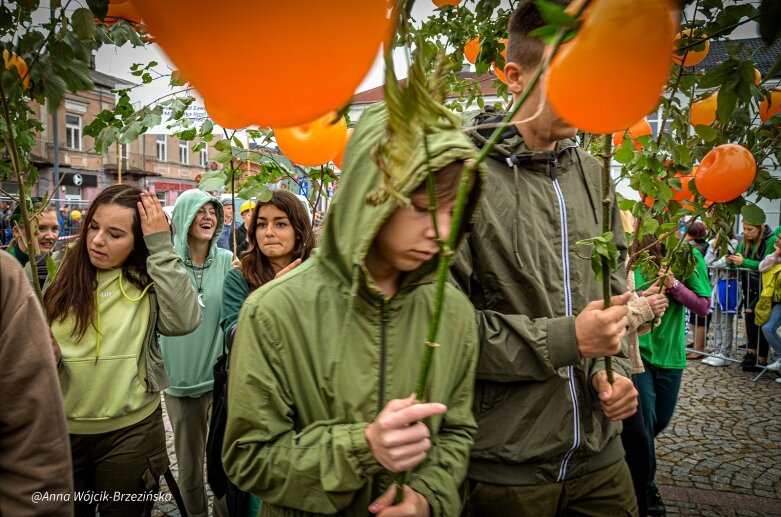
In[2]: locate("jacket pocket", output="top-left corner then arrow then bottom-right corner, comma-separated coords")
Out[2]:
61,355 -> 143,420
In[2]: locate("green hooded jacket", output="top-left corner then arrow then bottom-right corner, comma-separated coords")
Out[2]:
160,189 -> 233,398
223,103 -> 483,517
450,109 -> 632,485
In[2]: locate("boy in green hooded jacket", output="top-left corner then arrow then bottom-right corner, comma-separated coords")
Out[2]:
223,101 -> 482,516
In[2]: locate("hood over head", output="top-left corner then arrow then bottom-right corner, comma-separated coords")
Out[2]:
319,102 -> 484,295
171,189 -> 224,260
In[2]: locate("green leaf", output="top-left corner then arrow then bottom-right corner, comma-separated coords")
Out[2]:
214,140 -> 232,152
199,120 -> 214,137
698,60 -> 736,89
694,125 -> 718,142
764,52 -> 781,86
639,217 -> 660,237
716,88 -> 738,122
199,176 -> 226,191
741,204 -> 766,225
87,0 -> 109,21
71,8 -> 97,40
121,121 -> 145,144
759,0 -> 781,46
46,255 -> 58,284
19,0 -> 40,9
613,143 -> 635,164
179,128 -> 197,141
534,0 -> 579,27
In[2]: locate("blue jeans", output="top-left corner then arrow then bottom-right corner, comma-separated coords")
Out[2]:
635,361 -> 683,492
761,303 -> 781,357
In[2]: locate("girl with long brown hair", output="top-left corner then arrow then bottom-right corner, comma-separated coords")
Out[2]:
43,184 -> 201,516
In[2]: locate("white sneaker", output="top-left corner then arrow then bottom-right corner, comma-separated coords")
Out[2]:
775,377 -> 781,384
766,359 -> 781,372
709,354 -> 729,367
702,355 -> 717,365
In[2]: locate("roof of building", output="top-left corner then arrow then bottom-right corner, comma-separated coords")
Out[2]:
694,37 -> 780,77
352,70 -> 501,104
89,68 -> 135,89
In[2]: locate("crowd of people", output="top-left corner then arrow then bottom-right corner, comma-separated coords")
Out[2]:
1,2 -> 777,517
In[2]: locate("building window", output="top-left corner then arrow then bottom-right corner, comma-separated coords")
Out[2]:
199,143 -> 208,167
65,114 -> 81,150
179,139 -> 189,165
156,135 -> 167,161
120,143 -> 129,158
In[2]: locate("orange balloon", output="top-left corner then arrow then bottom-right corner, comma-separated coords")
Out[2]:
464,37 -> 480,65
690,92 -> 717,126
332,128 -> 353,169
132,1 -> 393,128
759,89 -> 781,123
754,68 -> 762,86
546,0 -> 677,134
695,144 -> 756,203
612,117 -> 652,148
205,99 -> 255,130
433,0 -> 460,6
672,29 -> 710,67
671,173 -> 695,209
492,63 -> 507,84
275,113 -> 348,167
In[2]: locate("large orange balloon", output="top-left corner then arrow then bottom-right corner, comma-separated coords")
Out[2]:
672,29 -> 710,67
612,117 -> 652,149
695,144 -> 756,203
132,1 -> 393,128
464,37 -> 480,65
205,99 -> 255,130
759,89 -> 781,123
332,128 -> 353,169
433,0 -> 460,6
275,113 -> 348,167
690,92 -> 717,126
546,0 -> 677,134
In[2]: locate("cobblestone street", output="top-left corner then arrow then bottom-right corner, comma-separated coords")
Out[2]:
151,358 -> 781,516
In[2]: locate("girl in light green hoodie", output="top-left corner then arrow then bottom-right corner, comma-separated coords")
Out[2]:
44,184 -> 202,516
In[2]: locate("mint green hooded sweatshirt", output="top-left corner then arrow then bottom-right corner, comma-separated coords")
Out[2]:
160,189 -> 233,398
223,102 -> 484,516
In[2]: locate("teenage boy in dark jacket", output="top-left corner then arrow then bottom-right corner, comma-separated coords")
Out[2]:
451,2 -> 639,515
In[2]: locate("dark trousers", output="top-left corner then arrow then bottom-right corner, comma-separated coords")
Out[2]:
461,460 -> 638,516
635,361 -> 683,492
621,377 -> 650,517
70,405 -> 169,517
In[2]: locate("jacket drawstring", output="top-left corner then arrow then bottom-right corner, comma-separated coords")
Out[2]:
574,150 -> 600,225
94,271 -> 154,363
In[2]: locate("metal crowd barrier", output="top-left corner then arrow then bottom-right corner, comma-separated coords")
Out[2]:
686,265 -> 775,382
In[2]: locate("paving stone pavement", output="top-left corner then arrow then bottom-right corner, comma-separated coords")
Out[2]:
150,358 -> 781,516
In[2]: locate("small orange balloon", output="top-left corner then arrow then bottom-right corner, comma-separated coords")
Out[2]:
205,99 -> 255,130
672,29 -> 710,67
671,172 -> 695,209
464,37 -> 480,65
492,63 -> 507,84
332,128 -> 353,169
754,68 -> 762,86
433,0 -> 460,6
275,113 -> 348,167
546,0 -> 677,134
695,144 -> 756,203
690,92 -> 717,127
759,89 -> 781,123
612,117 -> 652,149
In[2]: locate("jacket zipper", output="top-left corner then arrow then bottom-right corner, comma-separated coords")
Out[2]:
550,155 -> 582,482
378,299 -> 389,414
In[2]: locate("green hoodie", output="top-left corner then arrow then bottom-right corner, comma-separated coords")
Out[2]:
160,189 -> 233,398
223,103 -> 483,517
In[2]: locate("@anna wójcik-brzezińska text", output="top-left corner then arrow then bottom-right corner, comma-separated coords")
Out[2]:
31,490 -> 173,504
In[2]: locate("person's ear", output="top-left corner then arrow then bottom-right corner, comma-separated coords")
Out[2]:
505,62 -> 525,96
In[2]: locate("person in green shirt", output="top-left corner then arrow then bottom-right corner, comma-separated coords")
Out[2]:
632,235 -> 711,516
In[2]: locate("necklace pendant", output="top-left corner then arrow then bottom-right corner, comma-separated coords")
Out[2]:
197,292 -> 205,308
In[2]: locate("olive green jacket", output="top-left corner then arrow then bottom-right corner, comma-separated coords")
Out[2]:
451,109 -> 632,485
222,103 -> 483,516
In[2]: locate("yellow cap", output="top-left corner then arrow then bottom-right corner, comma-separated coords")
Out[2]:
70,209 -> 82,221
239,200 -> 256,215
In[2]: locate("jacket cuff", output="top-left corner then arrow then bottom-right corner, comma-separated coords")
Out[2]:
547,316 -> 581,368
143,231 -> 175,254
350,423 -> 383,477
